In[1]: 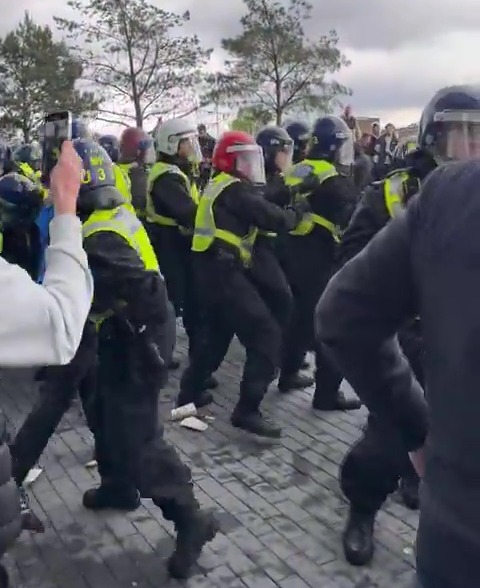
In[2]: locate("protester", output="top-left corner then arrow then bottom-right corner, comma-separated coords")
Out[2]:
0,141 -> 93,366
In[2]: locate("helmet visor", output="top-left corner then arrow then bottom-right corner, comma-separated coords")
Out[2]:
230,144 -> 266,184
434,110 -> 480,161
178,134 -> 203,164
337,133 -> 354,166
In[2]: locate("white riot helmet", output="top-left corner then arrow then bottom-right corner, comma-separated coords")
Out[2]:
154,118 -> 202,163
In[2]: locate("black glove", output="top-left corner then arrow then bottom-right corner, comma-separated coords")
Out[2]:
284,198 -> 310,227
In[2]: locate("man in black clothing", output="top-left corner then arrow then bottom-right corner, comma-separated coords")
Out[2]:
336,144 -> 436,566
315,84 -> 480,588
278,115 -> 360,411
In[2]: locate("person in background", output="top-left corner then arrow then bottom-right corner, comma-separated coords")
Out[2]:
197,124 -> 215,191
341,105 -> 361,141
315,84 -> 480,588
374,123 -> 399,179
353,139 -> 373,193
118,127 -> 153,218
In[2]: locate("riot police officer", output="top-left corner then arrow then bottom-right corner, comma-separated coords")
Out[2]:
279,116 -> 360,411
71,139 -> 217,579
253,126 -> 295,334
285,121 -> 310,163
177,130 -> 308,437
145,119 -> 203,362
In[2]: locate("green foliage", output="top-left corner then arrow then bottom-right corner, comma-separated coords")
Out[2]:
218,0 -> 351,125
0,12 -> 98,142
55,0 -> 212,128
230,106 -> 273,133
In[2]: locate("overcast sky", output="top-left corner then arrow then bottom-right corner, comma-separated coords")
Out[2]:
3,0 -> 480,133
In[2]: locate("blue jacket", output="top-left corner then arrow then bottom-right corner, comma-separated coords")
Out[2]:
35,205 -> 54,282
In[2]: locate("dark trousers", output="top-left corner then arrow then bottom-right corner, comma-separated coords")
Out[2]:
10,323 -> 98,485
180,259 -> 281,412
94,320 -> 197,517
282,269 -> 342,400
340,320 -> 424,512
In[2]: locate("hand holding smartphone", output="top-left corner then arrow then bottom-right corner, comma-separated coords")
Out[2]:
41,111 -> 72,186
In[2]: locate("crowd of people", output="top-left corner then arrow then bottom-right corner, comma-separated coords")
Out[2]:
0,83 -> 479,588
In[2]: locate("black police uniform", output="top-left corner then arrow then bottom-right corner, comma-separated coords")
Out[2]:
146,156 -> 201,356
72,141 -> 217,578
178,177 -> 307,438
279,169 -> 358,406
248,172 -> 294,333
317,85 -> 480,586
336,152 -> 436,565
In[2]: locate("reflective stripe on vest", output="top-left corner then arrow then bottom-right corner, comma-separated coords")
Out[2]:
146,162 -> 198,227
83,205 -> 160,328
0,232 -> 2,254
384,171 -> 409,218
113,163 -> 132,204
284,159 -> 340,240
192,172 -> 257,266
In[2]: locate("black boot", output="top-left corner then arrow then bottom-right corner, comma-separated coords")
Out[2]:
176,390 -> 213,409
19,487 -> 44,533
169,357 -> 181,370
231,408 -> 281,438
278,373 -> 314,393
399,474 -> 419,510
312,390 -> 361,411
83,483 -> 140,511
168,509 -> 218,579
343,506 -> 375,566
204,375 -> 219,390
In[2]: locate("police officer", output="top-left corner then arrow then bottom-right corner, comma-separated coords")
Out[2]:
315,85 -> 480,588
97,134 -> 132,204
70,138 -> 217,579
177,130 -> 308,438
118,127 -> 154,217
285,121 -> 310,163
145,119 -> 203,362
10,144 -> 42,182
337,87 -> 472,567
278,116 -> 360,410
0,173 -> 44,280
253,126 -> 295,334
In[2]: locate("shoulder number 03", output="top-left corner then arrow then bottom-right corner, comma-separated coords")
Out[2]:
82,168 -> 106,183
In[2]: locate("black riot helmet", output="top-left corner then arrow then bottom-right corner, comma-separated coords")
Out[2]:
308,115 -> 354,167
418,85 -> 480,163
72,138 -> 121,211
284,121 -> 310,163
98,135 -> 120,162
255,126 -> 293,174
0,173 -> 43,231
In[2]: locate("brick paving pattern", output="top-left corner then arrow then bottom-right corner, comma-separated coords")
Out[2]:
1,330 -> 417,587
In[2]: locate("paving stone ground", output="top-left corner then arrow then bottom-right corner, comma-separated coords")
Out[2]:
0,330 -> 417,587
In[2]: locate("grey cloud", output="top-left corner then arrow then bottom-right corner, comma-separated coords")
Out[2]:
5,0 -> 480,51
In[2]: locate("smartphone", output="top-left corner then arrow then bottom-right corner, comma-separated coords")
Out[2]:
41,111 -> 72,186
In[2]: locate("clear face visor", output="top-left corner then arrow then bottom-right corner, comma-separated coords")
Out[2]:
434,111 -> 480,161
229,144 -> 266,185
337,133 -> 354,166
177,133 -> 203,163
275,141 -> 294,171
